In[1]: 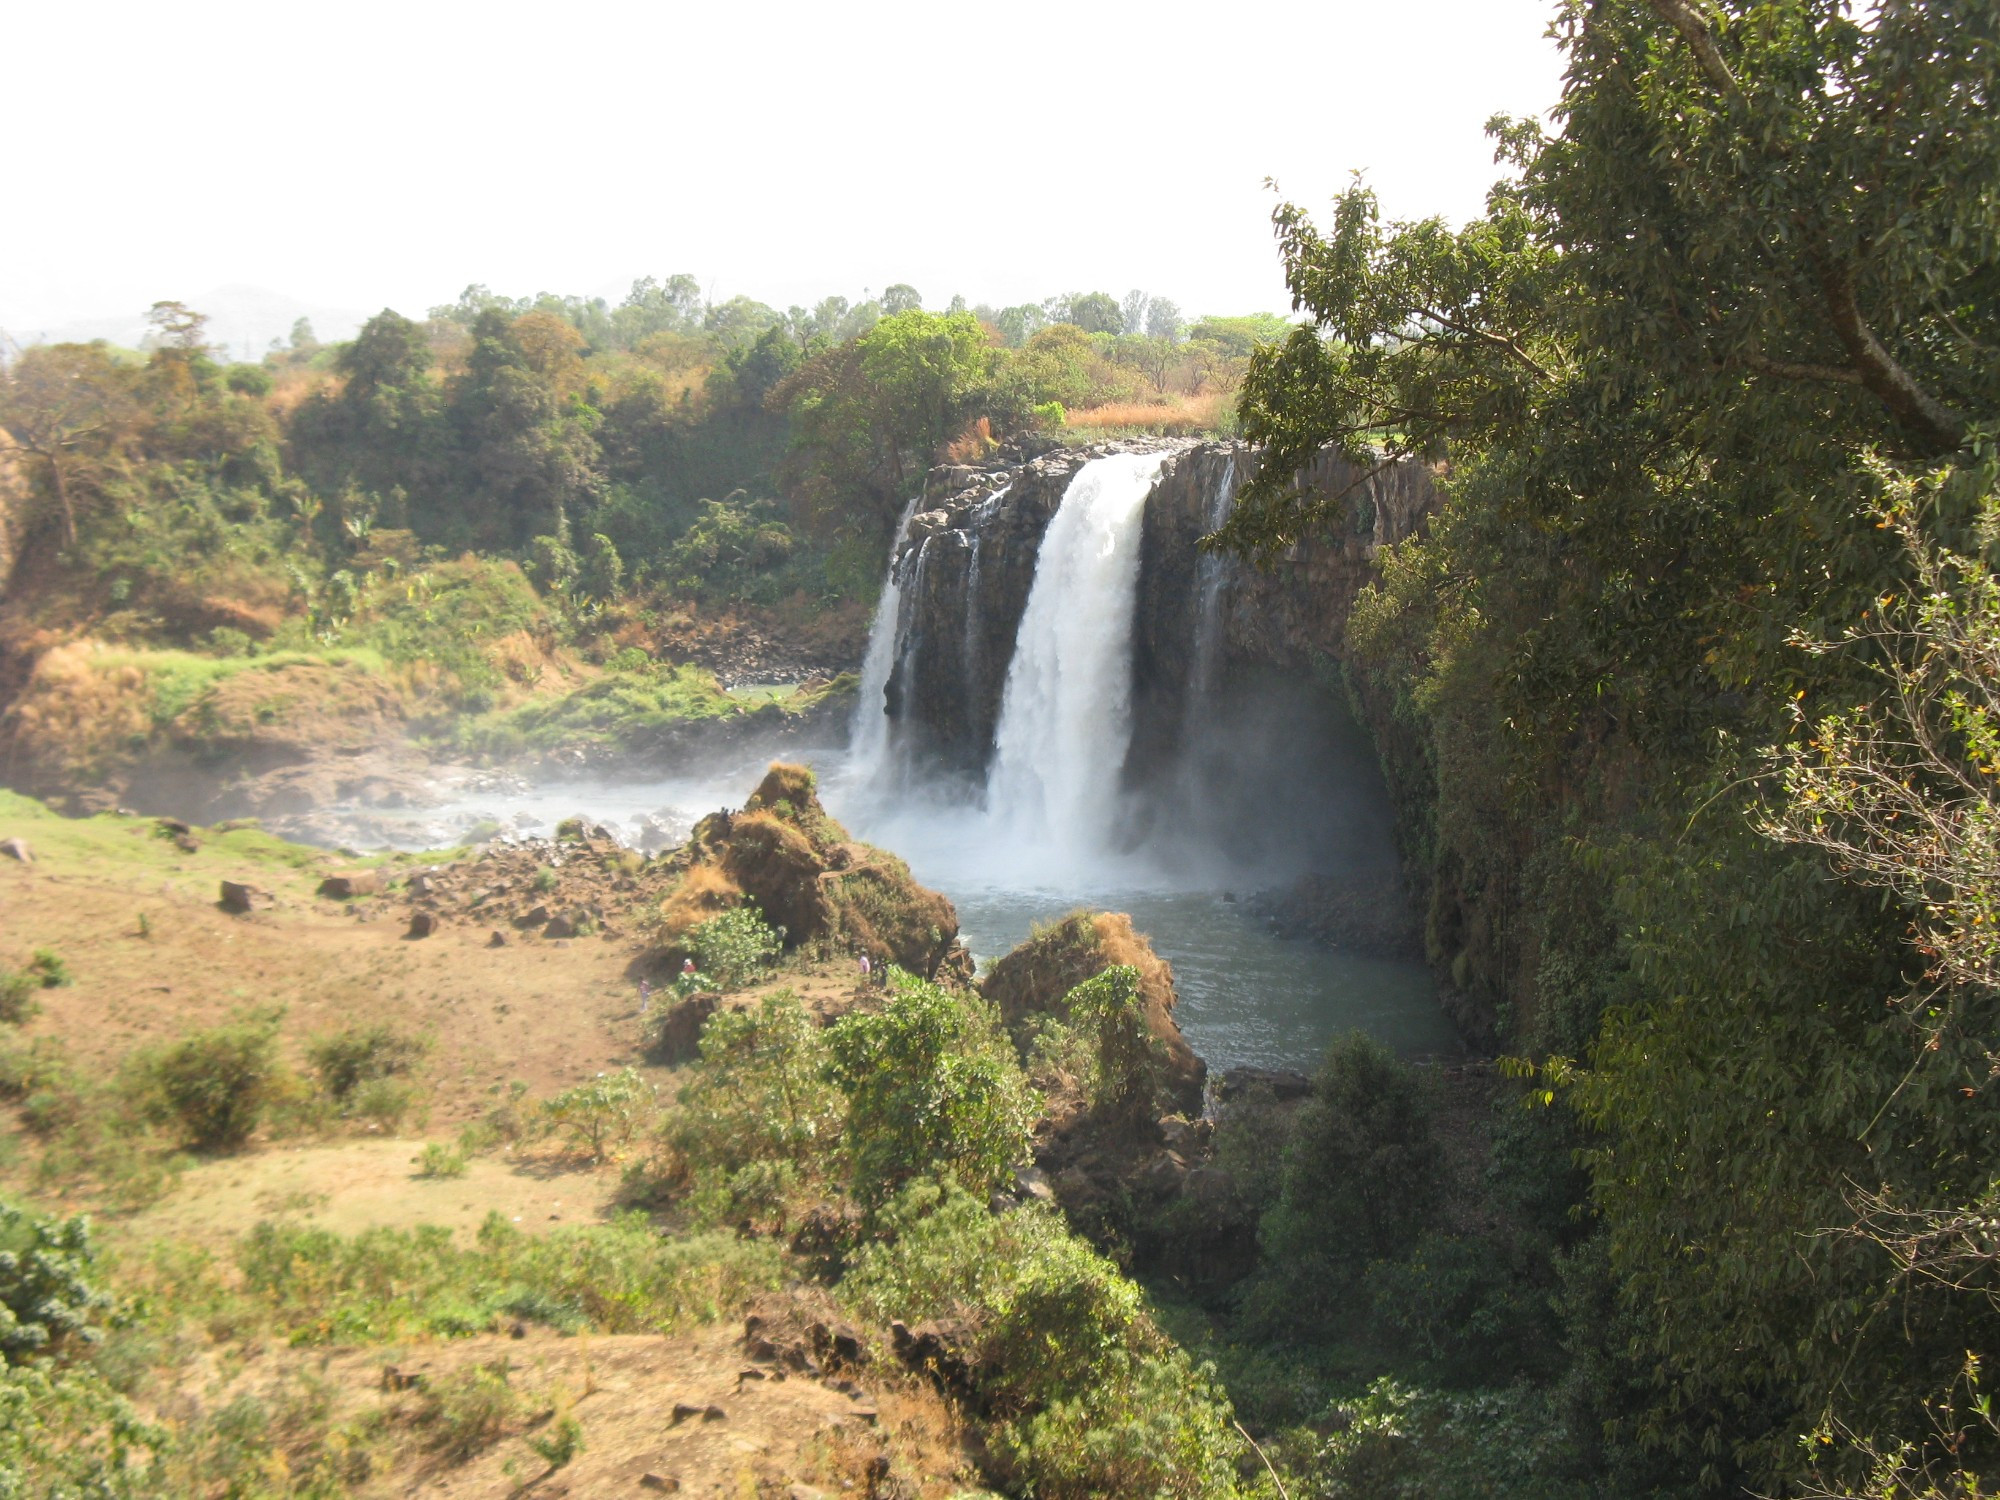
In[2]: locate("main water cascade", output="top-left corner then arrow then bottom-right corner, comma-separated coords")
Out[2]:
982,452 -> 1167,870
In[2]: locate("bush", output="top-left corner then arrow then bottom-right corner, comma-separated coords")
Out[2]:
235,1213 -> 787,1344
352,1076 -> 423,1132
1264,1031 -> 1441,1268
1060,964 -> 1160,1128
544,1069 -> 655,1161
0,1201 -> 115,1364
827,972 -> 1037,1208
26,952 -> 69,989
147,1010 -> 285,1151
306,1024 -> 429,1105
0,1363 -> 161,1497
415,1359 -> 520,1460
682,905 -> 784,992
1306,1377 -> 1581,1499
415,1143 -> 468,1179
659,991 -> 843,1228
0,974 -> 40,1028
841,1183 -> 1243,1499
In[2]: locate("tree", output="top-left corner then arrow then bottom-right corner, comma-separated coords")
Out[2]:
1764,458 -> 2000,999
1230,0 -> 2000,1487
0,343 -> 132,545
774,309 -> 991,539
1121,289 -> 1151,336
1047,291 -> 1123,336
882,283 -> 923,315
1144,297 -> 1183,343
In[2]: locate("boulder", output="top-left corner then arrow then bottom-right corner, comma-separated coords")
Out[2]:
218,880 -> 272,914
318,870 -> 382,900
407,910 -> 440,938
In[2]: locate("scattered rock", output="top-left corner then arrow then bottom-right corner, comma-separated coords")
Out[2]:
487,930 -> 507,948
318,870 -> 382,900
218,880 -> 273,914
640,1475 -> 680,1493
379,1365 -> 425,1392
407,911 -> 440,938
156,818 -> 191,836
810,1319 -> 868,1370
0,838 -> 29,863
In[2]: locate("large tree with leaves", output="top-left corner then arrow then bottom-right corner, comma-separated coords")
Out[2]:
1228,0 -> 2000,1489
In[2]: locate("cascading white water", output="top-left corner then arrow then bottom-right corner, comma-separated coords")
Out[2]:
983,451 -> 1170,869
1191,454 -> 1239,696
847,496 -> 920,784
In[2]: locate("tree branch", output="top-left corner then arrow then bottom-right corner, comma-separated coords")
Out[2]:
1818,261 -> 1968,452
1734,350 -> 1863,385
1647,0 -> 1740,95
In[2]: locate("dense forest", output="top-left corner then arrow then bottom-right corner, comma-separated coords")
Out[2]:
1,0 -> 1997,1496
1208,0 -> 2000,1493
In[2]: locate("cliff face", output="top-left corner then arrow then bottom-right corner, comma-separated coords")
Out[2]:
901,440 -> 1441,799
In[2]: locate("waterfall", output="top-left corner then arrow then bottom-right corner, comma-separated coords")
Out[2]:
984,452 -> 1170,868
1190,454 -> 1239,696
848,496 -> 920,782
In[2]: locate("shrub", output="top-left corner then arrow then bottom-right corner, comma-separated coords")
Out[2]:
0,974 -> 40,1028
841,1183 -> 1243,1498
544,1069 -> 655,1161
0,1201 -> 115,1364
235,1214 -> 787,1344
27,952 -> 69,989
415,1143 -> 468,1179
683,905 -> 783,992
1264,1031 -> 1441,1268
147,1010 -> 285,1151
656,992 -> 844,1224
415,1360 -> 520,1460
306,1024 -> 429,1105
827,972 -> 1037,1208
351,1076 -> 423,1132
1060,964 -> 1160,1128
0,1363 -> 161,1497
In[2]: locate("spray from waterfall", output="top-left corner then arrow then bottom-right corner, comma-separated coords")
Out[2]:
983,452 -> 1170,870
847,496 -> 920,784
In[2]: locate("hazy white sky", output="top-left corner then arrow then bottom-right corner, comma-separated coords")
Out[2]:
4,0 -> 1566,342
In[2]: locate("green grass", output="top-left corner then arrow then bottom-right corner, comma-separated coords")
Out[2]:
0,791 -> 332,883
451,663 -> 737,755
81,648 -> 396,729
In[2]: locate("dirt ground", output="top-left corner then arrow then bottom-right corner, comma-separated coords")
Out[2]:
190,1323 -> 974,1498
0,794 -> 867,1225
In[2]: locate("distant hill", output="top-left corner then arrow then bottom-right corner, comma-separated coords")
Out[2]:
4,285 -> 369,362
